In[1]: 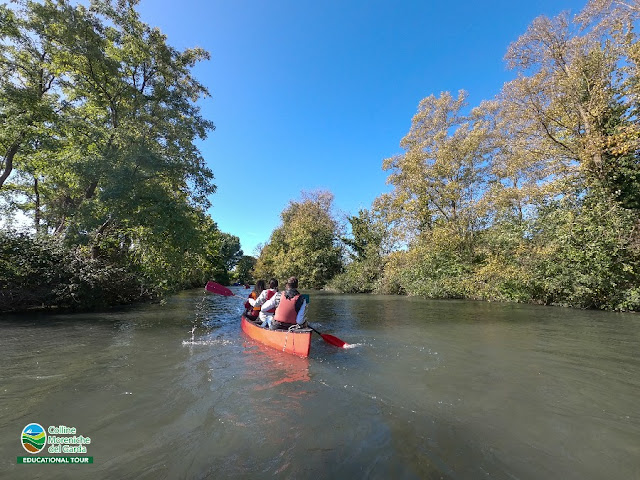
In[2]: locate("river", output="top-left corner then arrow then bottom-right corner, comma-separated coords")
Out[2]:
1,288 -> 639,479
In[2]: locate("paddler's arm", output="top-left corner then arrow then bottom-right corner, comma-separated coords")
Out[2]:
260,292 -> 279,312
295,299 -> 307,325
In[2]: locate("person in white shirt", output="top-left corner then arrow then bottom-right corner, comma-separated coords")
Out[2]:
266,276 -> 307,330
247,278 -> 279,328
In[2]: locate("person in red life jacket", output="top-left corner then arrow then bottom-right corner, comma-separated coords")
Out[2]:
268,276 -> 307,330
244,280 -> 265,320
246,278 -> 279,328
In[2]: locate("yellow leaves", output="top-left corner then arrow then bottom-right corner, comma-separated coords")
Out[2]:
380,90 -> 488,243
606,123 -> 640,156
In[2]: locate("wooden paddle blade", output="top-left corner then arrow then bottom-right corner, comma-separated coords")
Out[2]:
205,281 -> 234,297
321,333 -> 347,348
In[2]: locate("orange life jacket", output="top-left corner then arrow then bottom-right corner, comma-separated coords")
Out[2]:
274,293 -> 302,325
250,291 -> 262,314
245,291 -> 258,313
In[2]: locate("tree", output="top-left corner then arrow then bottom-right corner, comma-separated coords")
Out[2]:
253,191 -> 343,289
1,0 -> 215,242
234,255 -> 256,285
218,233 -> 243,271
328,208 -> 389,293
528,194 -> 640,310
379,90 -> 490,248
481,1 -> 640,310
478,97 -> 556,225
373,90 -> 490,299
0,2 -> 60,191
577,0 -> 640,210
503,7 -> 639,206
342,209 -> 387,261
0,0 -> 228,308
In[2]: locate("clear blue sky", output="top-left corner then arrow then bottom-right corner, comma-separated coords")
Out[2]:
138,0 -> 587,257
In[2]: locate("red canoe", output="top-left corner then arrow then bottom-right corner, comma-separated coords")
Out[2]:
241,315 -> 312,357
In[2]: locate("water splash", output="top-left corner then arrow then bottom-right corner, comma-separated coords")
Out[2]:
181,339 -> 233,346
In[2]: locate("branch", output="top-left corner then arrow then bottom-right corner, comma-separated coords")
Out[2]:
0,140 -> 21,189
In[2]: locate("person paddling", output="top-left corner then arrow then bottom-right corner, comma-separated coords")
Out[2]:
244,280 -> 265,320
247,278 -> 279,328
268,276 -> 307,330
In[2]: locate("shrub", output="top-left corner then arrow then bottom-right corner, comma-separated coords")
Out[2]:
0,231 -> 151,312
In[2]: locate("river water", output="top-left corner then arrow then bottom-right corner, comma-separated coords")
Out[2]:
1,288 -> 639,479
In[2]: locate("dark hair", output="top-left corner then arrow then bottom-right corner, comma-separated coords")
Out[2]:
269,278 -> 278,289
254,280 -> 266,296
286,276 -> 298,289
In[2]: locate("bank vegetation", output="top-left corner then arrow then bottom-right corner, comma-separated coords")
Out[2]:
0,0 -> 241,312
256,1 -> 640,312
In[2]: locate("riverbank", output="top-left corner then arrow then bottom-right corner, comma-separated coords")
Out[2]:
0,230 -> 228,315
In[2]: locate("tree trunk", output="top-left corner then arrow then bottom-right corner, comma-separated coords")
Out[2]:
0,141 -> 21,189
91,217 -> 112,259
34,176 -> 41,232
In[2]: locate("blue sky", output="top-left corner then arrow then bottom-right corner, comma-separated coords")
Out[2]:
138,0 -> 588,257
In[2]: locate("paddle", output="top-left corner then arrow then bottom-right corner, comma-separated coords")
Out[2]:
205,281 -> 245,299
300,294 -> 348,347
307,325 -> 348,348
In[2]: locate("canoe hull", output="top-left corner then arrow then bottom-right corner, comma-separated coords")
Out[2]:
241,315 -> 312,357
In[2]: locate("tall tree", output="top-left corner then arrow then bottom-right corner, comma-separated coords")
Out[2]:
0,1 -> 85,219
1,0 -> 215,241
253,191 -> 343,289
234,256 -> 256,285
0,1 -> 60,202
343,208 -> 388,262
328,208 -> 389,293
478,97 -> 555,224
218,233 -> 243,271
378,90 -> 490,248
577,0 -> 640,210
503,8 -> 637,205
0,0 -> 226,303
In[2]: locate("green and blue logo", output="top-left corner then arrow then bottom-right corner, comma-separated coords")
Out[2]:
21,423 -> 46,454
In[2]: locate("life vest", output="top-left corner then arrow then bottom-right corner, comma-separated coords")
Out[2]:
245,291 -> 258,313
263,289 -> 277,314
250,291 -> 262,315
274,292 -> 302,325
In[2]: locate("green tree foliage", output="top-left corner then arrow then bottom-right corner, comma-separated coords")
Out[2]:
2,1 -> 215,231
370,91 -> 490,297
218,233 -> 243,271
0,2 -> 60,191
253,191 -> 343,289
0,230 -> 148,312
328,208 -> 388,293
527,194 -> 640,310
0,0 -> 235,310
342,209 -> 388,261
580,1 -> 640,211
233,256 -> 256,285
378,90 -> 489,244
